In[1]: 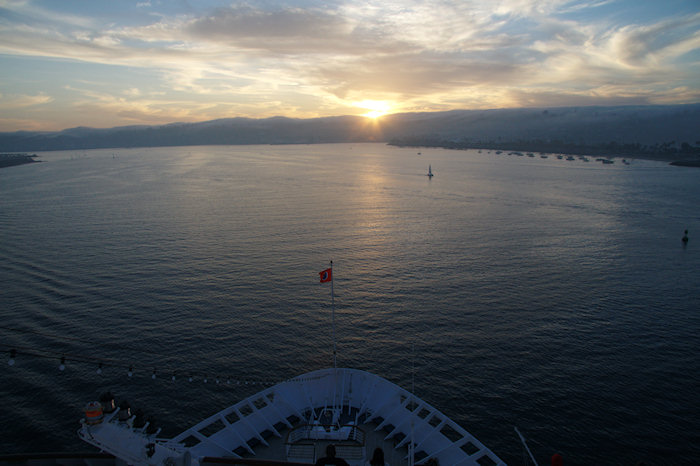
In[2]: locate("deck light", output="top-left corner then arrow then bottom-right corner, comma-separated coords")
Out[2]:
8,349 -> 16,366
151,369 -> 156,380
97,363 -> 103,375
128,366 -> 133,377
59,356 -> 66,371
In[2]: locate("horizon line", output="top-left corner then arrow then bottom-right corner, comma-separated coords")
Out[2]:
3,102 -> 700,134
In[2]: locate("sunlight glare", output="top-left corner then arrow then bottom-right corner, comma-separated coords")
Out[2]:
356,100 -> 392,119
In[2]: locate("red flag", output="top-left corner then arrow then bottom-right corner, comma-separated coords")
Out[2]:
319,268 -> 332,283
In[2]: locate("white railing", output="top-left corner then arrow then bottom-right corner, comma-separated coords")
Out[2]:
169,368 -> 505,466
286,424 -> 365,444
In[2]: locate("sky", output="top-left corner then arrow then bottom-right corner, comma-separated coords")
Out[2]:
0,0 -> 699,132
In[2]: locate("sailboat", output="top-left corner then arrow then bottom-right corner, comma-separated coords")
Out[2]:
427,165 -> 434,178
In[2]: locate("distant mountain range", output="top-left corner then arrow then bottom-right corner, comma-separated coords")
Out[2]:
1,104 -> 699,157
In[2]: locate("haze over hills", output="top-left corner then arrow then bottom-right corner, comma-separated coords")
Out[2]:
1,104 -> 699,158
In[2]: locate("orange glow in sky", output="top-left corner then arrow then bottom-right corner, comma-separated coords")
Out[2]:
0,1 -> 698,131
356,100 -> 393,119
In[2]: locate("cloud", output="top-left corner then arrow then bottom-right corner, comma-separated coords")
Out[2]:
0,93 -> 54,109
0,116 -> 53,131
608,12 -> 700,67
187,6 -> 348,42
124,88 -> 141,97
506,84 -> 700,108
312,52 -> 523,100
181,4 -> 424,58
0,0 -> 698,131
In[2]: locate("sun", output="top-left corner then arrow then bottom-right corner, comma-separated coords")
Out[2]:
355,100 -> 393,119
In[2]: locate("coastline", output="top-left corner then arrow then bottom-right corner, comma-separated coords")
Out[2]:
669,160 -> 700,167
3,143 -> 699,167
387,141 -> 700,166
0,153 -> 39,169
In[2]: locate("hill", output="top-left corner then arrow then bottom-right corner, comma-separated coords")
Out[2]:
1,104 -> 698,158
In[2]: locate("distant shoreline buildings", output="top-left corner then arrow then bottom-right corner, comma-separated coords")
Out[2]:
388,137 -> 700,160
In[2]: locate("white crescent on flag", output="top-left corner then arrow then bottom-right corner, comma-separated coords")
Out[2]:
319,268 -> 332,283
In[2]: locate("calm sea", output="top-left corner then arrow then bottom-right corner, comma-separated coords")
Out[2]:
1,144 -> 698,465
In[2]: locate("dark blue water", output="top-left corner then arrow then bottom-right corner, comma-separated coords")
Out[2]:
1,144 -> 698,465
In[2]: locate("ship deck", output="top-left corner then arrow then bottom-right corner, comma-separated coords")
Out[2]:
231,418 -> 424,465
79,368 -> 505,466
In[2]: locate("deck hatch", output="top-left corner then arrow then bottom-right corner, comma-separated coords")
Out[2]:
477,454 -> 498,466
439,423 -> 462,443
179,435 -> 201,448
198,419 -> 226,438
460,441 -> 480,455
224,411 -> 240,424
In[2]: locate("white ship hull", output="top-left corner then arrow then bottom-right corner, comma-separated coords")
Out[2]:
79,368 -> 505,465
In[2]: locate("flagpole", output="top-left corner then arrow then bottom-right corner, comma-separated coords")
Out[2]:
330,260 -> 336,369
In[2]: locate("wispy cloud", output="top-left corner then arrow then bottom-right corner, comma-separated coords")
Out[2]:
607,12 -> 700,67
0,0 -> 698,130
0,92 -> 53,109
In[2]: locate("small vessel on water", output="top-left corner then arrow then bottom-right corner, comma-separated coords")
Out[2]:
427,165 -> 434,178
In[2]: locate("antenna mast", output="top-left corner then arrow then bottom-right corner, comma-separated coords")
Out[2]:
330,260 -> 336,368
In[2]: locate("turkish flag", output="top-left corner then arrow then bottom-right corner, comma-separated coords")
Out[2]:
319,268 -> 332,283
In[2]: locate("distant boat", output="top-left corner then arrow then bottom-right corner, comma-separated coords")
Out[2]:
427,165 -> 434,177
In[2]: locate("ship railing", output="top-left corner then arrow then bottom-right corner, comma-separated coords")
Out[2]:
286,423 -> 365,444
285,423 -> 366,462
